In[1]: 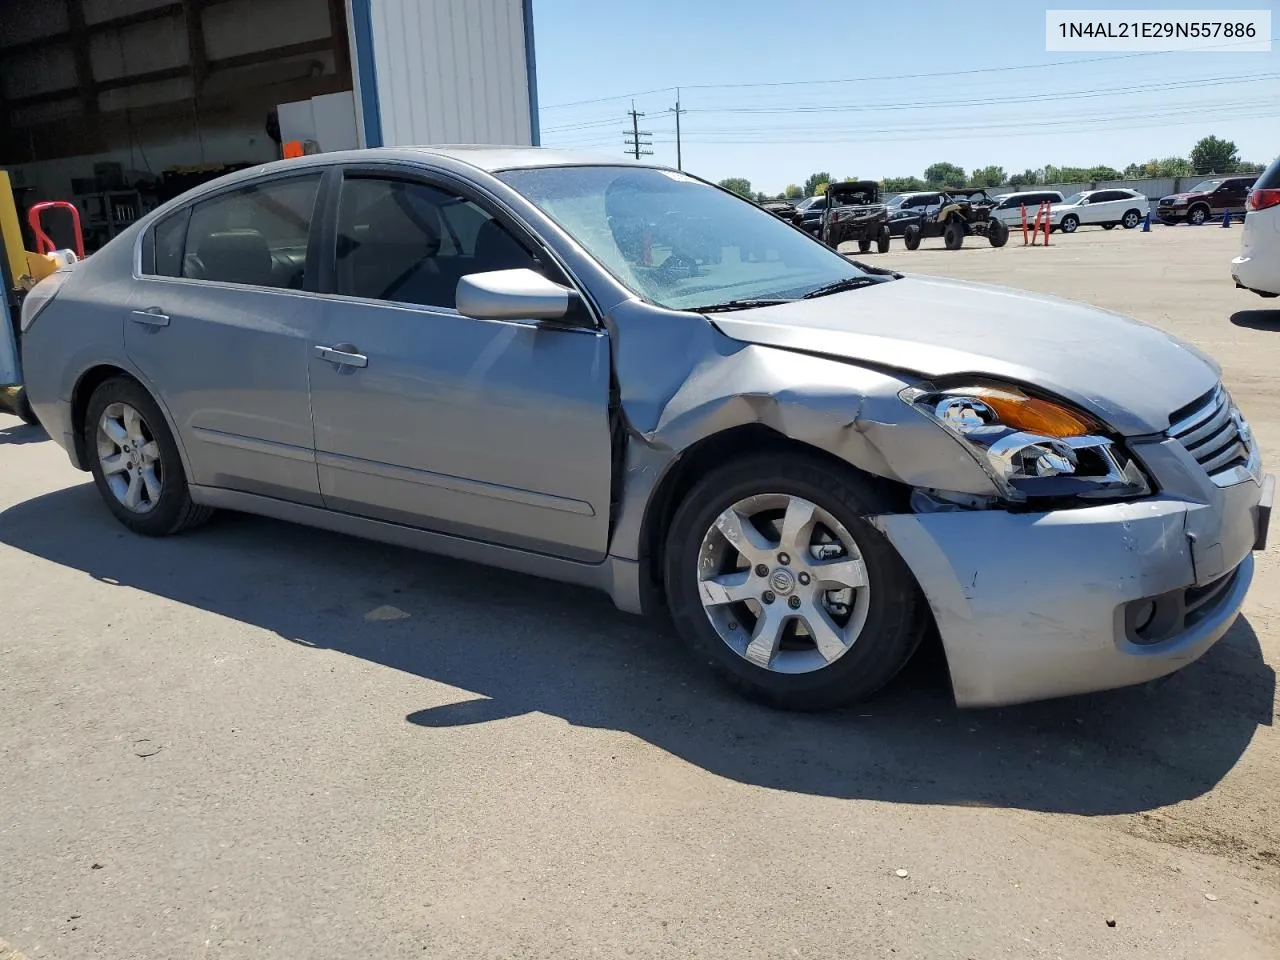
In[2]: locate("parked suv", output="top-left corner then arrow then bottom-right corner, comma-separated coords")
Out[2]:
1158,175 -> 1258,226
791,195 -> 830,236
884,192 -> 942,238
1049,189 -> 1149,233
990,190 -> 1065,226
1232,157 -> 1280,298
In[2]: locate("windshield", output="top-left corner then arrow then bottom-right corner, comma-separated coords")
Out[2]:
497,166 -> 871,311
1189,179 -> 1224,193
885,195 -> 907,208
1061,192 -> 1086,205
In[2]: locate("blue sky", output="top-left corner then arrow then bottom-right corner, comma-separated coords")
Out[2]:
529,0 -> 1280,193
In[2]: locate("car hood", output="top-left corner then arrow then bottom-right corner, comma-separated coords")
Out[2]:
1160,192 -> 1203,202
707,275 -> 1219,436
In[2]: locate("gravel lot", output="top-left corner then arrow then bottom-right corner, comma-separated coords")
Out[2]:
2,224 -> 1277,959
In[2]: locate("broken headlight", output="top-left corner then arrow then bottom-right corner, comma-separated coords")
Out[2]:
903,383 -> 1150,503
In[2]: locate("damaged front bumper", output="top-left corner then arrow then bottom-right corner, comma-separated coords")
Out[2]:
873,472 -> 1272,708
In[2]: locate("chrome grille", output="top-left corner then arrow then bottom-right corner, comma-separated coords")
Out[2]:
1167,385 -> 1254,484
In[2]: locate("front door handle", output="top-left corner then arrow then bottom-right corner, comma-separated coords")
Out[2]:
314,343 -> 368,368
130,308 -> 170,327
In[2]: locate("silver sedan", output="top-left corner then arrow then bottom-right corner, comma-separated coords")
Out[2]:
17,147 -> 1273,709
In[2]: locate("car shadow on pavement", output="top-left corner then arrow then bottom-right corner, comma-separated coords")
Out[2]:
1229,308 -> 1280,329
0,421 -> 47,445
1,482 -> 1274,817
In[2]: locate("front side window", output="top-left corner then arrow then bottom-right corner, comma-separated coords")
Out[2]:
334,176 -> 538,309
497,165 -> 873,312
180,175 -> 322,288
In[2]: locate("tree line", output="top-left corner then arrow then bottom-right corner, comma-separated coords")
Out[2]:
716,135 -> 1271,201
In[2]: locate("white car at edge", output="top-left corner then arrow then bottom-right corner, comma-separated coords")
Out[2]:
989,190 -> 1065,226
1232,155 -> 1280,299
1048,188 -> 1150,233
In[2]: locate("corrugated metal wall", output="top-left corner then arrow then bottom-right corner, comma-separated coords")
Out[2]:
364,0 -> 533,147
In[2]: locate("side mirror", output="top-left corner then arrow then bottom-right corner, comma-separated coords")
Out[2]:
455,268 -> 583,323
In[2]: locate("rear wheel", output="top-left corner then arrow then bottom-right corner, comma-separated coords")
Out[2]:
85,377 -> 213,537
943,219 -> 965,250
876,225 -> 891,254
1102,223 -> 1116,230
663,454 -> 925,710
857,239 -> 871,253
1121,209 -> 1141,229
988,219 -> 1009,248
903,224 -> 922,251
6,387 -> 39,426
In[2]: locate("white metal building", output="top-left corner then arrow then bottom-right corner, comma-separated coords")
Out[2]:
0,0 -> 538,250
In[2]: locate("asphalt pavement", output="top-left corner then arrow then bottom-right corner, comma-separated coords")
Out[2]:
1,224 -> 1276,959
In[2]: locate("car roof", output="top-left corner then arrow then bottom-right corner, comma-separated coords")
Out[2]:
182,145 -> 673,193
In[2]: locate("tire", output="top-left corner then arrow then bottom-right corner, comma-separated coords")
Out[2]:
858,240 -> 871,253
987,219 -> 1009,248
903,224 -> 922,251
1187,205 -> 1208,226
1121,209 -> 1141,229
84,377 -> 213,537
943,219 -> 964,250
1102,223 -> 1116,230
663,453 -> 926,711
11,388 -> 39,426
876,225 -> 891,254
1060,214 -> 1079,234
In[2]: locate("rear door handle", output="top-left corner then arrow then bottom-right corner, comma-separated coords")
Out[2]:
130,308 -> 170,327
314,344 -> 368,368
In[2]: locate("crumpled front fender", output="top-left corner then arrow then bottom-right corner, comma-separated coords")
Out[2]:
605,299 -> 997,562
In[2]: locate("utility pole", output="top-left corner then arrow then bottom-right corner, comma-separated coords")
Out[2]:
624,101 -> 653,160
668,87 -> 686,170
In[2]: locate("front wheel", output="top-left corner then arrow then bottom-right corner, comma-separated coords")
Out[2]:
85,377 -> 213,537
857,239 -> 872,253
943,219 -> 965,250
1060,214 -> 1079,233
663,454 -> 926,710
876,225 -> 891,254
1187,205 -> 1209,226
988,219 -> 1009,248
903,224 -> 922,251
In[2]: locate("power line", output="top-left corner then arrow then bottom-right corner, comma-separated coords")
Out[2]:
538,35 -> 1278,110
684,72 -> 1280,115
672,100 -> 1280,144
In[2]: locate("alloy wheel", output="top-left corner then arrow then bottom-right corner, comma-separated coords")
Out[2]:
696,493 -> 871,674
96,402 -> 163,514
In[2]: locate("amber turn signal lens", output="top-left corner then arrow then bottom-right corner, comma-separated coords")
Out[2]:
965,386 -> 1099,437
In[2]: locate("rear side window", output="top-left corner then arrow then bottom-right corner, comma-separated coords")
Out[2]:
180,175 -> 322,289
1257,156 -> 1280,189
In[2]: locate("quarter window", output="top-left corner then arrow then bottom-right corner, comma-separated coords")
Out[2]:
150,208 -> 190,278
334,176 -> 539,309
177,175 -> 322,288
